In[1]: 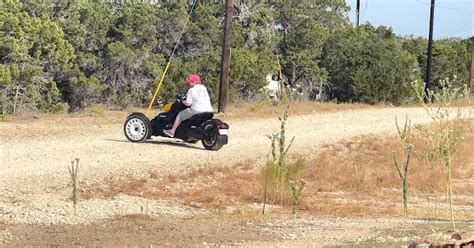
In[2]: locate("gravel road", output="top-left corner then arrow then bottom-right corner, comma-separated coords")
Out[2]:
0,107 -> 470,224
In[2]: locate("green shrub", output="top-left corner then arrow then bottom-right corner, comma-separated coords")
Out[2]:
413,78 -> 471,231
68,158 -> 80,210
92,104 -> 107,116
323,25 -> 418,104
392,115 -> 414,217
261,106 -> 306,214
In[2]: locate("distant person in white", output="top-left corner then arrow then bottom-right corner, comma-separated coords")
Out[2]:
163,74 -> 213,137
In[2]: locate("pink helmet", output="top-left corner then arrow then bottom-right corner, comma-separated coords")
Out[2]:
186,74 -> 201,84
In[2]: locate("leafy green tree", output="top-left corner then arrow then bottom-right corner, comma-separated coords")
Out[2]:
271,0 -> 349,99
402,37 -> 471,89
1,0 -> 74,113
323,25 -> 418,104
1,0 -> 471,112
230,47 -> 274,101
68,72 -> 107,110
109,3 -> 158,51
281,19 -> 329,99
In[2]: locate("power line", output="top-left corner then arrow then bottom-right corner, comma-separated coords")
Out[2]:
146,0 -> 198,116
414,0 -> 473,12
415,0 -> 473,39
449,19 -> 474,38
361,0 -> 369,15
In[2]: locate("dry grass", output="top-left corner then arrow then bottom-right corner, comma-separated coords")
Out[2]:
116,213 -> 155,221
81,176 -> 149,200
2,98 -> 471,125
82,121 -> 474,218
307,135 -> 442,194
6,196 -> 22,204
82,161 -> 262,209
1,101 -> 375,125
223,101 -> 375,120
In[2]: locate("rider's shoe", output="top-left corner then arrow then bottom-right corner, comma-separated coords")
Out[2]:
163,130 -> 174,138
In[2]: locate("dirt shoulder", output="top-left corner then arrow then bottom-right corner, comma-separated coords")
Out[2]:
3,213 -> 472,247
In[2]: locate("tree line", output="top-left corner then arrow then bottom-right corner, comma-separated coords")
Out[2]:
0,0 -> 471,113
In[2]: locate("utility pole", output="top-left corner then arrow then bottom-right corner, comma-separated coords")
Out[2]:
425,0 -> 435,99
356,0 -> 361,28
218,0 -> 233,114
469,37 -> 474,96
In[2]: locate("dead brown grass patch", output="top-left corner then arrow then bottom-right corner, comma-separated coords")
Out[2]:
1,101 -> 374,127
116,213 -> 155,221
224,101 -> 375,120
4,196 -> 22,204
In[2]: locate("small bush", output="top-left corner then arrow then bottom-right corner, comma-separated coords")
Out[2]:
412,78 -> 471,230
68,158 -> 80,210
261,106 -> 306,214
392,115 -> 414,217
92,104 -> 107,116
51,102 -> 70,113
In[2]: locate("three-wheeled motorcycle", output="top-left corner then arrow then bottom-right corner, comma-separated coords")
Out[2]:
124,95 -> 229,151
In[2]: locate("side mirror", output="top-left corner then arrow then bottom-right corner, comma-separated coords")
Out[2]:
272,74 -> 280,81
176,93 -> 186,101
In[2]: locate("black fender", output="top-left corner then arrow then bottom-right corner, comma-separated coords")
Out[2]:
201,119 -> 229,146
201,119 -> 229,130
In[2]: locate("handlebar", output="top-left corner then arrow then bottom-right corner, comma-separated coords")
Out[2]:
176,93 -> 186,102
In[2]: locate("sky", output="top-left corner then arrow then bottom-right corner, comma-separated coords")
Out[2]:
345,0 -> 473,39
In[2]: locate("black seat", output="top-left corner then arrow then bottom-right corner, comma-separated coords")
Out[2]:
184,112 -> 214,126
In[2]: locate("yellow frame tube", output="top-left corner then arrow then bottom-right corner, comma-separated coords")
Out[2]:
145,61 -> 171,116
276,55 -> 289,103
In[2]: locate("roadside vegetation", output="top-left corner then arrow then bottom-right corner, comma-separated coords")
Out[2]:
68,158 -> 80,211
1,1 -> 471,114
413,78 -> 472,230
260,106 -> 305,215
392,116 -> 414,217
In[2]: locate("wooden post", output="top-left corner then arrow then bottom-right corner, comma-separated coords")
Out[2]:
425,0 -> 435,100
425,0 -> 435,92
469,37 -> 474,95
1,89 -> 6,117
218,0 -> 233,114
356,0 -> 361,28
13,85 -> 19,115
